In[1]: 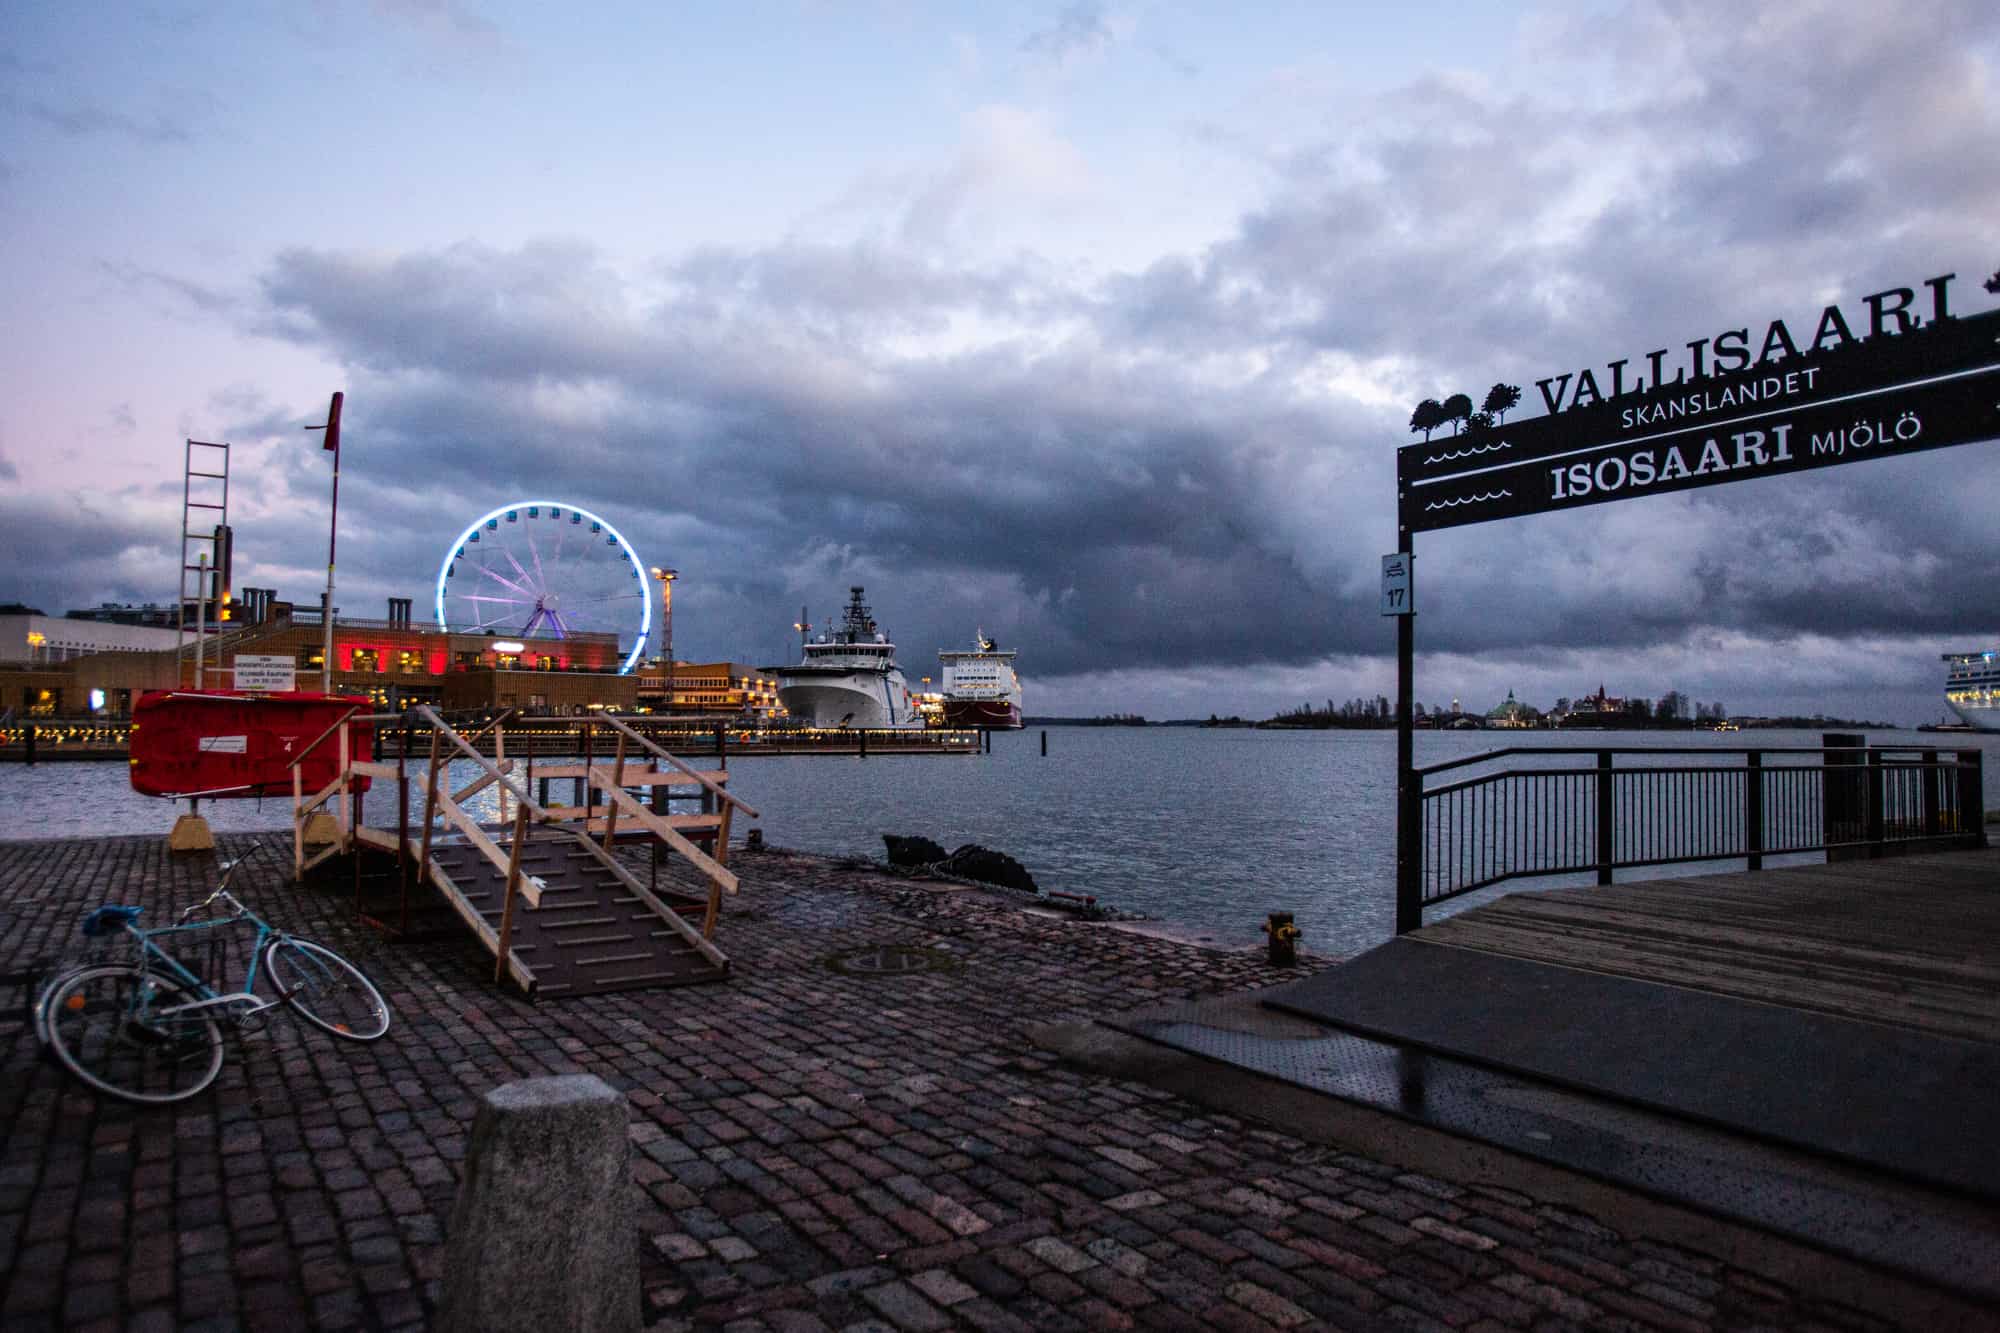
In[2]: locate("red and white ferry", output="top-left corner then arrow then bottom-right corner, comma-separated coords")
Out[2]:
938,632 -> 1023,729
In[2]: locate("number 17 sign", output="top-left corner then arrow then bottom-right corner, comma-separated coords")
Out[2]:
1380,553 -> 1413,616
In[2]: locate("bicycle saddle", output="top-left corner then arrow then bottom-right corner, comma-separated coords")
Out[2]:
82,905 -> 143,937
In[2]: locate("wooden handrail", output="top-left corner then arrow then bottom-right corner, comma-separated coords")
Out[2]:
587,768 -> 738,894
599,714 -> 760,819
285,705 -> 366,772
412,704 -> 552,822
460,706 -> 520,750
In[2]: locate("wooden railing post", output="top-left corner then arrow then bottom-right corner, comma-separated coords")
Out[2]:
495,800 -> 530,984
293,763 -> 306,881
417,726 -> 443,887
1595,750 -> 1615,885
1745,751 -> 1763,872
599,732 -> 628,852
337,721 -> 352,849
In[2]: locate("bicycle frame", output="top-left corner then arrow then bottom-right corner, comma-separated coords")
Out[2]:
118,887 -> 293,1025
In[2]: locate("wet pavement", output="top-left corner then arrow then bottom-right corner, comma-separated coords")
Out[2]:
0,832 -> 1987,1330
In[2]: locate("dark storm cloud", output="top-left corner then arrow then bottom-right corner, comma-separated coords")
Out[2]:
70,0 -> 1993,709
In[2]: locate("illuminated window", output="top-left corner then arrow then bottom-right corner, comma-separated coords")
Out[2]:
398,650 -> 424,675
350,648 -> 381,673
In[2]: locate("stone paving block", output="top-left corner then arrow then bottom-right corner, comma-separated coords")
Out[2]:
0,836 -> 1942,1332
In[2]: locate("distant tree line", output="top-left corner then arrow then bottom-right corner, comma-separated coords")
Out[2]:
1262,697 -> 1396,730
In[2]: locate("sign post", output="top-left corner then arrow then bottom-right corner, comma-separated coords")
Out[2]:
1386,548 -> 1419,932
1390,272 -> 1999,932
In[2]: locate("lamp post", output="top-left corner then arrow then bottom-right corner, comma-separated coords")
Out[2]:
308,392 -> 344,694
649,567 -> 678,712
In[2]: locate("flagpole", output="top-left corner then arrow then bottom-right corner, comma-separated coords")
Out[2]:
315,392 -> 344,694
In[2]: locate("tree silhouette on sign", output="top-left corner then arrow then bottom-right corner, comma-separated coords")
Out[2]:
1481,382 -> 1522,423
1409,398 -> 1446,442
1440,392 -> 1473,436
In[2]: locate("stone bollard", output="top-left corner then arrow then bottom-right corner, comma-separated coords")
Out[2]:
441,1074 -> 638,1333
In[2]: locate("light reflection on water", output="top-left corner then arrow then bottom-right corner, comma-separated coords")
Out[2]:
4,727 -> 1993,953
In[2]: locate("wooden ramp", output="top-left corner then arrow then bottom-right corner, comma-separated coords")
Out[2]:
292,705 -> 759,998
428,835 -> 727,997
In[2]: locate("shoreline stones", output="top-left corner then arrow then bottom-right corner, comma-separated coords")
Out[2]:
882,833 -> 1038,893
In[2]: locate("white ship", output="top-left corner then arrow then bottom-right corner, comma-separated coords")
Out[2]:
938,631 -> 1023,729
776,587 -> 922,729
1943,650 -> 2000,731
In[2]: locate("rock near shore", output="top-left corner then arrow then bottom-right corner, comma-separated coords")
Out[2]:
881,834 -> 1038,893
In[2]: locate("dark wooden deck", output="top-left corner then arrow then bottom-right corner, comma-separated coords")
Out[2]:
1418,847 -> 2000,1044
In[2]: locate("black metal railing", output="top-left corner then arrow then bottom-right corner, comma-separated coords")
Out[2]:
1397,743 -> 1987,930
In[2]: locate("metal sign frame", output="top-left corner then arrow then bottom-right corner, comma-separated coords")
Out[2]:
1392,278 -> 2000,933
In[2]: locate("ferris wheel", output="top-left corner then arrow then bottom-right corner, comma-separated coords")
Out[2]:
434,500 -> 652,675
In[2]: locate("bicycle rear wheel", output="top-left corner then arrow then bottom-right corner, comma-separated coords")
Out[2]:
263,938 -> 392,1041
43,965 -> 225,1104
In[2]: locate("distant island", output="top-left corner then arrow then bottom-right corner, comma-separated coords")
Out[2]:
1026,698 -> 1903,731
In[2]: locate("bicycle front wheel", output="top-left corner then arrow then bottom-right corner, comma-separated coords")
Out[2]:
43,965 -> 225,1104
263,938 -> 392,1041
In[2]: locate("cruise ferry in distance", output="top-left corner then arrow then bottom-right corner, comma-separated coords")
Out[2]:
775,588 -> 922,729
938,631 -> 1023,729
1943,649 -> 2000,731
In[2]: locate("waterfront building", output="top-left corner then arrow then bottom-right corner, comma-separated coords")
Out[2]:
634,662 -> 782,718
0,612 -> 182,664
0,594 -> 639,718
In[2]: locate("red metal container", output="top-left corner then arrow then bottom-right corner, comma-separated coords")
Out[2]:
129,690 -> 375,799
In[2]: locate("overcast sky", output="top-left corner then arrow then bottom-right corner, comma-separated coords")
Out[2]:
3,1 -> 1996,723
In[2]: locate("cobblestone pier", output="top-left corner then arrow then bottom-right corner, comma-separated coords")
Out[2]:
0,833 -> 1978,1330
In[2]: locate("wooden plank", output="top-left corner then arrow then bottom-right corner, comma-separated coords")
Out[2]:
586,770 -> 738,894
1421,848 -> 2000,1042
566,832 -> 728,968
599,715 -> 760,819
451,758 -> 516,806
434,793 -> 544,909
427,862 -> 538,994
494,801 -> 530,984
533,763 -> 723,787
352,825 -> 400,853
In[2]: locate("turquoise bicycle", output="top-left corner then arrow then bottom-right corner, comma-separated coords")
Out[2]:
39,858 -> 392,1104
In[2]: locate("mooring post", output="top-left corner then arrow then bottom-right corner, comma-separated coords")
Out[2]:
859,728 -> 868,759
22,722 -> 33,767
1040,729 -> 1047,757
1263,912 -> 1300,966
441,1075 -> 637,1333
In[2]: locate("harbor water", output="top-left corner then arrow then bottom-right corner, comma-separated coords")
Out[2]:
3,726 -> 1994,955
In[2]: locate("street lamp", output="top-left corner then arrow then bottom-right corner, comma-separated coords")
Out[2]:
649,567 -> 678,712
306,391 -> 344,694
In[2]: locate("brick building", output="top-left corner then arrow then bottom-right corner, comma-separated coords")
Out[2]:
0,598 -> 642,719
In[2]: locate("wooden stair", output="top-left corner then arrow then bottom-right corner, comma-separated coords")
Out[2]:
428,835 -> 729,997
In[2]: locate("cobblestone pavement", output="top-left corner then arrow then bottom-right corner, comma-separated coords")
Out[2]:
0,833 -> 1944,1331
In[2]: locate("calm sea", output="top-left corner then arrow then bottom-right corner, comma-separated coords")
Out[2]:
4,727 -> 1994,955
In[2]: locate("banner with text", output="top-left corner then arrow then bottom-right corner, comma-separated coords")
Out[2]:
1400,304 -> 2000,533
